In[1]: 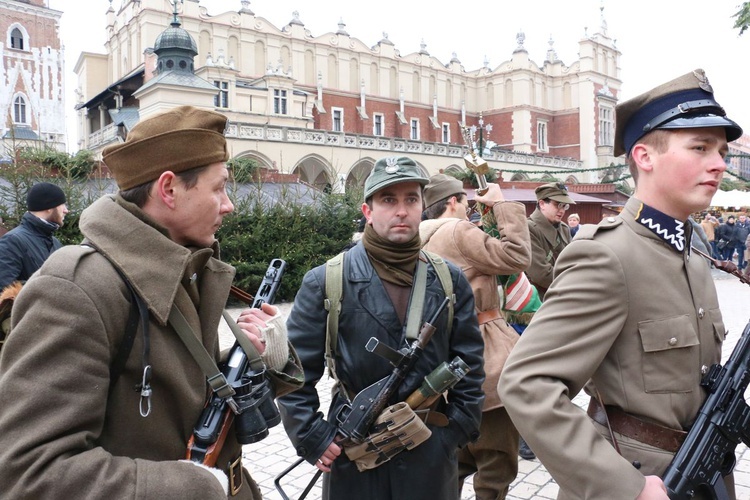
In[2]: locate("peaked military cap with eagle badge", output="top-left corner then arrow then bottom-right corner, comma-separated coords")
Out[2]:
615,69 -> 743,157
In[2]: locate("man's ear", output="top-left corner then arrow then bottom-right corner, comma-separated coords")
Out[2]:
630,143 -> 654,174
361,202 -> 373,225
154,171 -> 179,209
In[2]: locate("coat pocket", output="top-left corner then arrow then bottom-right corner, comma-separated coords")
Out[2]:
708,307 -> 726,344
638,315 -> 699,393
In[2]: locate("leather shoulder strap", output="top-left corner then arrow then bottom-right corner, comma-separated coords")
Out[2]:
324,252 -> 345,381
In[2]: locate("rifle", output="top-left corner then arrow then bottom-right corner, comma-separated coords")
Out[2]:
335,296 -> 450,445
662,320 -> 750,499
275,297 -> 454,500
185,258 -> 287,467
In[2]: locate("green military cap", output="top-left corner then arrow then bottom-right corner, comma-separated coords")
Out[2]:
535,182 -> 575,204
615,69 -> 743,157
364,156 -> 429,200
423,174 -> 465,209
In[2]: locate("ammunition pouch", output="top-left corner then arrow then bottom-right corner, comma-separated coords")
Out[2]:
344,402 -> 431,472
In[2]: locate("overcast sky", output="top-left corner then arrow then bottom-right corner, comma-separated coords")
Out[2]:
49,0 -> 748,151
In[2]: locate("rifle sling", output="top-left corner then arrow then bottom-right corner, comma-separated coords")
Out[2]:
168,305 -> 235,400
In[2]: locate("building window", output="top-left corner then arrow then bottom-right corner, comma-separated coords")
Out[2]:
332,107 -> 344,132
214,81 -> 229,108
537,120 -> 548,152
599,106 -> 614,146
442,123 -> 450,143
410,118 -> 420,140
273,89 -> 288,115
10,27 -> 25,50
13,95 -> 27,124
373,113 -> 384,136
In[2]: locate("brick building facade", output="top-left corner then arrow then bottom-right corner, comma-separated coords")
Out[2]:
74,0 -> 622,191
0,0 -> 65,153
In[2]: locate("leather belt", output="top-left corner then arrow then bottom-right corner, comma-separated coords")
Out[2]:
476,308 -> 502,325
228,455 -> 243,496
587,398 -> 686,453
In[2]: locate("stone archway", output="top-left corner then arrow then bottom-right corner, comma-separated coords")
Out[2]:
292,154 -> 333,192
510,172 -> 530,181
347,158 -> 376,193
565,175 -> 579,184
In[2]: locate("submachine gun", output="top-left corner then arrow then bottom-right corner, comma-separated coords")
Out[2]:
185,259 -> 287,467
275,297 -> 470,500
661,247 -> 750,499
662,320 -> 750,499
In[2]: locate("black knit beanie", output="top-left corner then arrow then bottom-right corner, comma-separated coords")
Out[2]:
27,183 -> 66,211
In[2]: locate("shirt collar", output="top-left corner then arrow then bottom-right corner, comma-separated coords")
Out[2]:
634,202 -> 687,253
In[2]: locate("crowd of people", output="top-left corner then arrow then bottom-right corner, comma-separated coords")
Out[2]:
699,212 -> 750,269
0,67 -> 745,500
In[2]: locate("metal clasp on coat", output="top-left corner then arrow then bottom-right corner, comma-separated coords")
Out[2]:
139,364 -> 153,417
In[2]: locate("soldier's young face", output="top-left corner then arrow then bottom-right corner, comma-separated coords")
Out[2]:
169,162 -> 234,248
646,128 -> 727,220
362,182 -> 423,244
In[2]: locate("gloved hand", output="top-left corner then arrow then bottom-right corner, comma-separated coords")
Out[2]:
179,460 -> 228,495
258,311 -> 289,371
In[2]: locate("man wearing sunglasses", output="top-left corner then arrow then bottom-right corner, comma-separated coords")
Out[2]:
526,182 -> 576,301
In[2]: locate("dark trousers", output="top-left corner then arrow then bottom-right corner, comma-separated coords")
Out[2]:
737,243 -> 746,269
721,244 -> 735,261
458,407 -> 519,500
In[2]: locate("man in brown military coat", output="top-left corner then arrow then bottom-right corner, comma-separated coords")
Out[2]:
526,182 -> 575,300
0,106 -> 303,499
500,69 -> 743,499
420,174 -> 531,499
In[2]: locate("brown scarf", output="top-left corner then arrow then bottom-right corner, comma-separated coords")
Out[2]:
362,224 -> 421,286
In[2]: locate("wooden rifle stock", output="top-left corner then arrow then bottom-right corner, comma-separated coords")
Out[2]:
185,259 -> 287,466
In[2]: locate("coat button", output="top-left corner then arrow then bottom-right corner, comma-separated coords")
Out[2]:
668,337 -> 678,346
698,308 -> 705,319
607,217 -> 616,223
190,272 -> 198,284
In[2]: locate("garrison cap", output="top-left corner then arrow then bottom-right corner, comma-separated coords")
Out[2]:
103,105 -> 229,190
535,182 -> 575,204
615,69 -> 743,157
423,173 -> 465,209
364,156 -> 429,200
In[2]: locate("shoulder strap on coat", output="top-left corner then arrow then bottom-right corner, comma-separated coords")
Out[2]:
323,250 -> 455,382
324,252 -> 345,381
422,250 -> 454,336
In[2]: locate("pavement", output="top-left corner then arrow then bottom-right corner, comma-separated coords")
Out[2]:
220,268 -> 750,499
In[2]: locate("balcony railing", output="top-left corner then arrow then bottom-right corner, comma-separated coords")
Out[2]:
227,122 -> 583,170
88,123 -> 119,148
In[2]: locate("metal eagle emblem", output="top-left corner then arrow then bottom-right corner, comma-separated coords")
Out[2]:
385,157 -> 400,174
693,69 -> 713,93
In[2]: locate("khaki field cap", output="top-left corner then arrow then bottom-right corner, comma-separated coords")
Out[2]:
535,182 -> 575,204
423,174 -> 465,209
364,156 -> 429,200
103,105 -> 229,190
615,69 -> 743,157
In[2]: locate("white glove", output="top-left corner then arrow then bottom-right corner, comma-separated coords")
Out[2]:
179,460 -> 228,495
259,311 -> 289,371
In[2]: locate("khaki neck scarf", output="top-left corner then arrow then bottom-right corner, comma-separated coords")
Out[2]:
362,224 -> 421,286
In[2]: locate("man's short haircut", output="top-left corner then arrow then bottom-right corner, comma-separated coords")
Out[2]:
119,165 -> 209,208
626,129 -> 670,185
422,196 -> 454,220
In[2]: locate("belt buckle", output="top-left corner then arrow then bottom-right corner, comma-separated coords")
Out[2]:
228,455 -> 243,496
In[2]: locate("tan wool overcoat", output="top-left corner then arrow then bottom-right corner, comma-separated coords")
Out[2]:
0,195 -> 303,499
500,197 -> 727,499
420,201 -> 531,410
